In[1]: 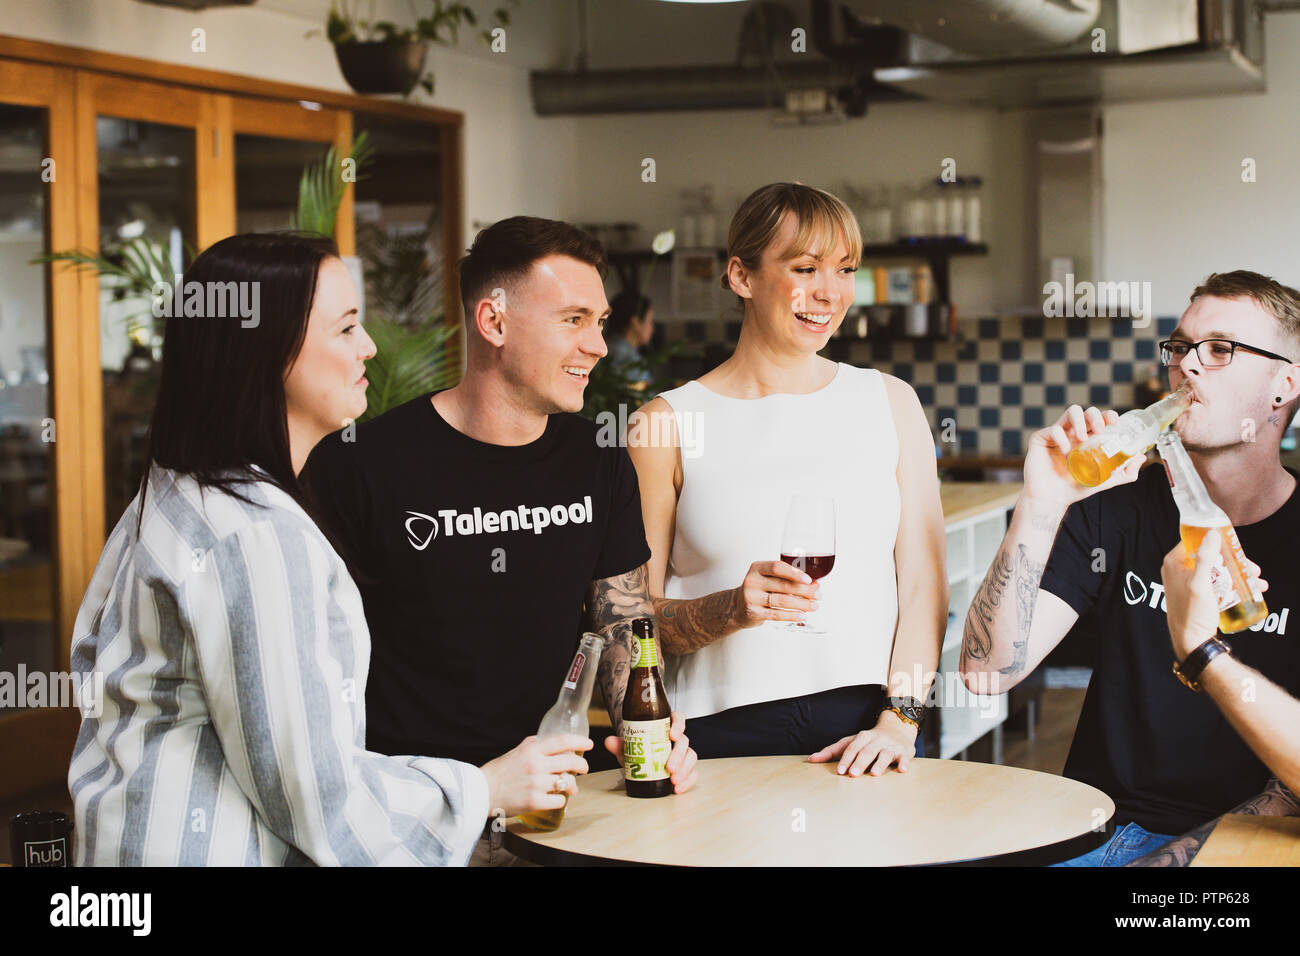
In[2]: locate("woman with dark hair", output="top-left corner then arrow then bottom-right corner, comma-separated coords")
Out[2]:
67,232 -> 590,866
605,290 -> 655,388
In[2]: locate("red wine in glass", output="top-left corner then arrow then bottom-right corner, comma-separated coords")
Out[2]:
778,495 -> 836,634
780,553 -> 836,580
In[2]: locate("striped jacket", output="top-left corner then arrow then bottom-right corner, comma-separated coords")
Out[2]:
68,466 -> 489,866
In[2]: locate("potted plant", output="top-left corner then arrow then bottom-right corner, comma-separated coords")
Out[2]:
314,0 -> 521,97
353,221 -> 462,421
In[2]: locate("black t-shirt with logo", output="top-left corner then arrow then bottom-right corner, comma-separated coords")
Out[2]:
1041,463 -> 1300,835
301,392 -> 651,766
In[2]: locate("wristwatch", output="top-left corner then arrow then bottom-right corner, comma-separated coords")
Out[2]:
883,696 -> 925,728
1172,636 -> 1232,693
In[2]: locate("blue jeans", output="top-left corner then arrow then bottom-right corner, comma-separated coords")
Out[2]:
1052,821 -> 1176,866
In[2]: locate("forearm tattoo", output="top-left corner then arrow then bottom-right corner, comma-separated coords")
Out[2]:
652,591 -> 736,657
1127,777 -> 1300,867
961,544 -> 1044,677
589,563 -> 654,734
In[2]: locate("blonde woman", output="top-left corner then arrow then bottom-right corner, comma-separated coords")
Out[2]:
628,182 -> 947,775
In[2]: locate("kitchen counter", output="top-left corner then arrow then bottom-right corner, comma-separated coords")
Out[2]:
940,481 -> 1023,525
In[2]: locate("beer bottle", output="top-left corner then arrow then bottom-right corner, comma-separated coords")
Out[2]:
517,632 -> 604,831
622,617 -> 673,798
1067,381 -> 1193,487
1156,431 -> 1267,633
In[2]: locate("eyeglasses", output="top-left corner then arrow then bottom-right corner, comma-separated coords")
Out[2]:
1158,338 -> 1294,368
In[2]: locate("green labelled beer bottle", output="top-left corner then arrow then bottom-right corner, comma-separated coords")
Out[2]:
622,617 -> 673,798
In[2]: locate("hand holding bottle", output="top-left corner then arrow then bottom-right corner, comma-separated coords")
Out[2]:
1025,405 -> 1143,509
1161,529 -> 1268,660
481,734 -> 592,820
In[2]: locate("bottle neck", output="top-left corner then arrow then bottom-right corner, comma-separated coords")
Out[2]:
633,634 -> 660,669
557,639 -> 603,705
1157,430 -> 1221,521
1149,381 -> 1194,429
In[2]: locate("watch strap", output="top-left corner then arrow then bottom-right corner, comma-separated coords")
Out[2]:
1172,637 -> 1232,692
883,695 -> 925,727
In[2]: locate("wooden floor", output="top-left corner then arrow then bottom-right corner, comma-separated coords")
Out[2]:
1000,688 -> 1088,775
0,689 -> 1090,865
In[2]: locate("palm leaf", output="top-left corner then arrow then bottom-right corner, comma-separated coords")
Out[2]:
359,317 -> 460,422
291,130 -> 375,238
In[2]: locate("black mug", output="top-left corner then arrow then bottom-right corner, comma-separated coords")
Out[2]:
9,811 -> 73,867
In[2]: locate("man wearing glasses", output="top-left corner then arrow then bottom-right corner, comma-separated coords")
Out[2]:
961,270 -> 1300,866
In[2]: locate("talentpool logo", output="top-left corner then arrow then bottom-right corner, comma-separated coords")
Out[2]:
1122,570 -> 1290,634
404,495 -> 594,549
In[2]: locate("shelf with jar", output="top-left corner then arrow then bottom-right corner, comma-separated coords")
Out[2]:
838,176 -> 988,341
834,241 -> 988,342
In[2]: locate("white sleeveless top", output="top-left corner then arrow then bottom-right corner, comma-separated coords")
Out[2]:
658,363 -> 901,719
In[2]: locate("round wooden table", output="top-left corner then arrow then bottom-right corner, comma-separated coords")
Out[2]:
505,756 -> 1115,866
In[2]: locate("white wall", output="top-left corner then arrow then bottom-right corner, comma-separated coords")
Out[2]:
561,93 -> 1033,320
0,0 -> 578,245
3,0 -> 1297,318
561,7 -> 1300,320
1101,11 -> 1300,316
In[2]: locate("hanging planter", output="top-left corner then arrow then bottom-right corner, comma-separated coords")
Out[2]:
311,1 -> 521,99
333,38 -> 430,96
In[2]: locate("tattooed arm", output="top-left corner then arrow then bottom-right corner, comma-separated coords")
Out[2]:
1127,777 -> 1300,867
586,562 -> 701,793
586,564 -> 654,735
958,405 -> 1145,696
625,398 -> 818,656
959,498 -> 1081,695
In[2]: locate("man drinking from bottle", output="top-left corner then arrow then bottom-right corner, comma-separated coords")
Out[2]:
960,270 -> 1300,866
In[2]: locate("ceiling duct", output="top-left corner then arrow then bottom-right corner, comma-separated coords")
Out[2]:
530,0 -> 1267,116
533,0 -> 912,118
531,62 -> 914,117
867,0 -> 1266,107
849,0 -> 1103,55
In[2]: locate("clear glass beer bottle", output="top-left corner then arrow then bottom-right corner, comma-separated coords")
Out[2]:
1156,431 -> 1267,633
517,632 -> 604,831
1068,381 -> 1193,487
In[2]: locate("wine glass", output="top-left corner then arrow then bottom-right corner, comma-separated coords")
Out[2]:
777,495 -> 836,634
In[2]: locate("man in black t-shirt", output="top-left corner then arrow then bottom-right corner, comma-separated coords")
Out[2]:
960,270 -> 1300,866
303,217 -> 699,863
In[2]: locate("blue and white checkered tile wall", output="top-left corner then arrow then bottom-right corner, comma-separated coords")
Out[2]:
677,315 -> 1179,455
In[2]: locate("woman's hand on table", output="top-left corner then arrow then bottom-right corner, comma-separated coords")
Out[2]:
603,710 -> 700,793
808,709 -> 918,777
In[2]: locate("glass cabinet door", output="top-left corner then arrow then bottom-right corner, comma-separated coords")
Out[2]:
78,75 -> 212,537
95,115 -> 197,533
0,59 -> 81,808
0,103 -> 57,707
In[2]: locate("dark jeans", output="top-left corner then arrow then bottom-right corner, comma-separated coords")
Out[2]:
685,684 -> 925,759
